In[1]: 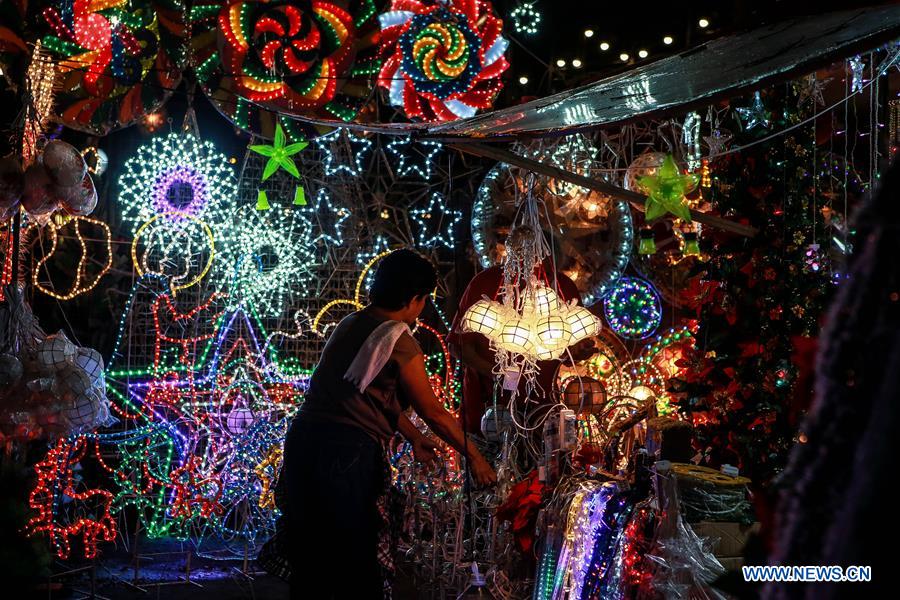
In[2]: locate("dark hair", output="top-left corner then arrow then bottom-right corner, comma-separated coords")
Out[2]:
369,249 -> 437,310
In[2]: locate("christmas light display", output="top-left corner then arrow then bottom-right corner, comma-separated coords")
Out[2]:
250,123 -> 308,182
297,188 -> 350,246
736,91 -> 771,130
217,205 -> 322,318
603,277 -> 662,340
31,216 -> 113,301
385,136 -> 443,180
377,0 -> 509,121
510,2 -> 541,36
313,127 -> 373,177
118,133 -> 238,235
636,154 -> 698,222
190,0 -> 383,133
849,55 -> 865,93
28,436 -> 117,560
40,0 -> 184,135
410,192 -> 462,249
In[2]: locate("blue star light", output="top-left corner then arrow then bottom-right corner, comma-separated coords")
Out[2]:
297,189 -> 350,245
736,91 -> 771,131
313,128 -> 373,177
410,192 -> 461,249
385,136 -> 443,180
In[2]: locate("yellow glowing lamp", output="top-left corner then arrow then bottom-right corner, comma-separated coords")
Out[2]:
499,318 -> 535,354
566,306 -> 601,342
523,284 -> 561,317
535,315 -> 572,350
462,299 -> 506,339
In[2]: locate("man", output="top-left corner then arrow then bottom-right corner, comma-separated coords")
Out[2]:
282,249 -> 496,599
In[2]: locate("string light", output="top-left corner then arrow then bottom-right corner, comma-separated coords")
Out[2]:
663,35 -> 674,45
556,59 -> 566,68
130,212 -> 216,294
297,188 -> 350,246
619,53 -> 629,62
638,49 -> 648,59
600,42 -> 610,51
118,133 -> 238,235
31,216 -> 113,301
385,136 -> 443,180
572,59 -> 583,68
603,277 -> 662,340
313,128 -> 373,177
410,192 -> 462,249
510,3 -> 541,36
377,0 -> 509,121
217,205 -> 321,318
698,18 -> 710,28
519,76 -> 529,85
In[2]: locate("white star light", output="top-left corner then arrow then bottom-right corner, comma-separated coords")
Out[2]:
736,91 -> 770,130
297,189 -> 350,246
313,128 -> 373,177
385,136 -> 443,180
410,192 -> 461,250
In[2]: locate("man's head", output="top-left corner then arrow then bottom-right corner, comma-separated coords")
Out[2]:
369,249 -> 437,324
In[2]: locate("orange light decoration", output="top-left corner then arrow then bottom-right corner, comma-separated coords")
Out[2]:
30,216 -> 114,301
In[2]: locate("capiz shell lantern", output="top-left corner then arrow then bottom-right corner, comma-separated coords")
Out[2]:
462,298 -> 506,339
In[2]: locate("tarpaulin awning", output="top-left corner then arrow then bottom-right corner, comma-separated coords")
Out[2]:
427,5 -> 900,140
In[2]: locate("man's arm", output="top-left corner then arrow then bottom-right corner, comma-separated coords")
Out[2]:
398,354 -> 496,486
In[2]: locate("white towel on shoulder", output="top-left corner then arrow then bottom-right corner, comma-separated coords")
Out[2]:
344,320 -> 412,393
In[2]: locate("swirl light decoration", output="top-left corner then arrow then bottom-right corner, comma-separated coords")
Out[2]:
40,0 -> 185,135
190,0 -> 383,134
377,0 -> 509,121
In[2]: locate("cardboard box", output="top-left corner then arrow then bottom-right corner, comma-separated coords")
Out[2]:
690,521 -> 760,558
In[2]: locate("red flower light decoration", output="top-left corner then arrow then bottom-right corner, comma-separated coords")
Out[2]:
191,0 -> 384,135
28,437 -> 117,559
377,0 -> 509,122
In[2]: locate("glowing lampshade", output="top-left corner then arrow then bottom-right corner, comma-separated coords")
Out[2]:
535,345 -> 565,361
566,306 -> 601,342
462,299 -> 506,339
535,315 -> 572,350
499,318 -> 535,354
628,385 -> 656,402
562,377 -> 607,414
523,284 -> 561,316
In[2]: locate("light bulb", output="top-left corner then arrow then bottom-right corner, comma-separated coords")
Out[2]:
600,42 -> 610,51
663,35 -> 674,45
638,49 -> 648,59
519,76 -> 529,85
619,53 -> 629,62
572,59 -> 583,68
556,59 -> 566,68
698,18 -> 710,28
584,29 -> 594,38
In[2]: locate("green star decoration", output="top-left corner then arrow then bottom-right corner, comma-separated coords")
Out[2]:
250,124 -> 308,181
636,154 -> 698,222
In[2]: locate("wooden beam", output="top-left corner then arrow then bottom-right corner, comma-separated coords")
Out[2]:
449,142 -> 758,238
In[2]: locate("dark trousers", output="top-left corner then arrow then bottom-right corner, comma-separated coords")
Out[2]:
283,418 -> 385,600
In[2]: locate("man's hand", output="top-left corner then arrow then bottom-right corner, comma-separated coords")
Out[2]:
468,452 -> 498,488
411,436 -> 440,466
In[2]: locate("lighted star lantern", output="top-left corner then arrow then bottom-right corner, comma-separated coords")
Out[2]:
736,91 -> 771,130
410,192 -> 462,249
636,154 -> 698,222
250,124 -> 308,181
296,189 -> 350,246
313,128 -> 373,177
385,136 -> 443,180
